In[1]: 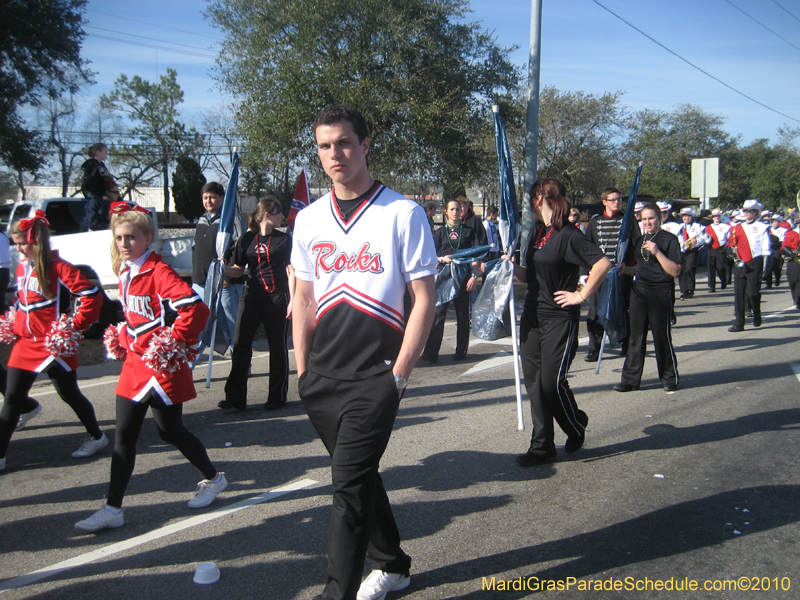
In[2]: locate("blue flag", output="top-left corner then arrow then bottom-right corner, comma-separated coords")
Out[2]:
493,106 -> 520,257
597,162 -> 644,345
201,150 -> 240,354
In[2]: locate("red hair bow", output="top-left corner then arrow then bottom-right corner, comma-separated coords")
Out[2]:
110,201 -> 150,215
19,210 -> 50,243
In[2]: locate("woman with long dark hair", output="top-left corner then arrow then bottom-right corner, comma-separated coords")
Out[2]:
614,203 -> 682,392
506,179 -> 611,466
220,198 -> 294,411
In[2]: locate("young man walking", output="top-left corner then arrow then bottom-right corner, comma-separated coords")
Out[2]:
292,104 -> 437,600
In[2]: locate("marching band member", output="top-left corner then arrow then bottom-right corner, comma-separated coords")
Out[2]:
614,203 -> 682,393
585,187 -> 632,361
781,222 -> 800,309
726,199 -> 771,332
659,202 -> 681,237
634,201 -> 645,233
676,207 -> 708,300
705,208 -> 731,293
766,215 -> 787,289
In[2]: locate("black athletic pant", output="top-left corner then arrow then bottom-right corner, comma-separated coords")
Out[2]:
0,365 -> 102,458
300,370 -> 410,600
423,280 -> 470,360
519,316 -> 586,457
788,260 -> 800,308
707,248 -> 728,292
620,283 -> 679,389
587,273 -> 632,353
679,249 -> 699,296
733,258 -> 763,328
107,393 -> 216,508
225,287 -> 290,407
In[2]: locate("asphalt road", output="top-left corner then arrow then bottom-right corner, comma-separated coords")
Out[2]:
1,279 -> 799,599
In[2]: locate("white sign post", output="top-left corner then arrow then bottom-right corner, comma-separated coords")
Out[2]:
691,157 -> 719,210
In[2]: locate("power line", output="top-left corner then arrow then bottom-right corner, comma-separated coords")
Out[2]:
771,0 -> 800,25
85,9 -> 225,42
84,25 -> 218,54
85,33 -> 216,60
723,0 -> 800,53
592,0 -> 800,124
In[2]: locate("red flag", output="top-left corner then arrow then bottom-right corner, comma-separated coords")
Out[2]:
287,167 -> 310,230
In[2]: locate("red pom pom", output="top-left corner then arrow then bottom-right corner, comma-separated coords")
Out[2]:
0,308 -> 18,345
103,322 -> 127,361
45,314 -> 83,358
142,327 -> 190,374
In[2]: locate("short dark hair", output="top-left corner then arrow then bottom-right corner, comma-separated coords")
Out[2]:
600,187 -> 622,202
313,104 -> 370,143
202,181 -> 225,198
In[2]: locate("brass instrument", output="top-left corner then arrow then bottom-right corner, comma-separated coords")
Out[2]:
727,226 -> 745,268
684,236 -> 694,251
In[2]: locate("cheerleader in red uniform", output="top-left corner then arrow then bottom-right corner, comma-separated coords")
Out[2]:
0,211 -> 105,472
75,204 -> 227,533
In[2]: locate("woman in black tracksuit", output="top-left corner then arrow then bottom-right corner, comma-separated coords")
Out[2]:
614,203 -> 682,393
222,199 -> 294,411
507,178 -> 611,466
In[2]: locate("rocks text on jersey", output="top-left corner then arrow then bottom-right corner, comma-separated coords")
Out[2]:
311,242 -> 384,278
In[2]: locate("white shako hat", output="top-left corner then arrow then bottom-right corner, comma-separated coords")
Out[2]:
742,199 -> 764,212
711,208 -> 723,216
657,201 -> 672,212
634,201 -> 645,212
679,207 -> 696,217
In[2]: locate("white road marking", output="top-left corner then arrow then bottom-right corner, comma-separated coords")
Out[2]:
791,363 -> 800,384
0,478 -> 318,592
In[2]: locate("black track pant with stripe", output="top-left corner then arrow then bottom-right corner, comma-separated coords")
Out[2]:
519,315 -> 586,456
620,283 -> 679,389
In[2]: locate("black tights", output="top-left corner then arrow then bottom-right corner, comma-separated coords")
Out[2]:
107,394 -> 216,508
0,365 -> 101,458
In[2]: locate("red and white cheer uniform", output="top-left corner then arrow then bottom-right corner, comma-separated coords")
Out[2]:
116,251 -> 209,404
11,252 -> 102,372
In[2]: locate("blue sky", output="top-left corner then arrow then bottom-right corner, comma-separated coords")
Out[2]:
81,0 -> 800,145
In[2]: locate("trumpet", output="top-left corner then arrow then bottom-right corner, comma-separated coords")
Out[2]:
727,226 -> 745,268
684,236 -> 694,251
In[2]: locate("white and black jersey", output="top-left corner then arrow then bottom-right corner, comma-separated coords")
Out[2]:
292,181 -> 438,380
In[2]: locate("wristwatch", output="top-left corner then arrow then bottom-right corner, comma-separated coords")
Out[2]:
393,374 -> 408,390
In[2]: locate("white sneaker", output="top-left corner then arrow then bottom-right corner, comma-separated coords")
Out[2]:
188,472 -> 228,508
0,456 -> 6,471
75,503 -> 124,533
357,570 -> 411,600
15,403 -> 42,431
71,433 -> 109,458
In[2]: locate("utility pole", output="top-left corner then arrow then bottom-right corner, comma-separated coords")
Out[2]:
521,0 -> 542,262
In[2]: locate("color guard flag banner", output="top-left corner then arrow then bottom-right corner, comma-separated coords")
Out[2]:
595,161 -> 644,373
287,166 -> 310,231
472,105 -> 525,430
202,150 -> 240,386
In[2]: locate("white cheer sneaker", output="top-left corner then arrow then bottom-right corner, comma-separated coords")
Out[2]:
188,472 -> 228,508
75,503 -> 124,533
72,433 -> 109,458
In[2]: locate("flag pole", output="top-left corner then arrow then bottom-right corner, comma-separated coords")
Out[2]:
509,284 -> 525,430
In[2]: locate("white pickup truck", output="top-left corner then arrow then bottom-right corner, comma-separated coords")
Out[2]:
4,197 -> 195,335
